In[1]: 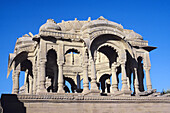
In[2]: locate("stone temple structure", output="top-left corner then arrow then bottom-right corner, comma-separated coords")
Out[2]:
2,17 -> 170,113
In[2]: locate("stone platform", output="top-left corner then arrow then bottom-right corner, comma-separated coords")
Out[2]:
1,94 -> 170,113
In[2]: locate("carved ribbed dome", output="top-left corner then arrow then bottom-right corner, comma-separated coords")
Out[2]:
39,19 -> 61,32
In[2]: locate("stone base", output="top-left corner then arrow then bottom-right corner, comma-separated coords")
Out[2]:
1,94 -> 170,113
89,89 -> 100,96
110,90 -> 132,96
121,90 -> 132,96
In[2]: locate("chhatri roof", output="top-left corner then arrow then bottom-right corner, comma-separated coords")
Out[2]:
39,19 -> 61,32
57,16 -> 123,32
38,16 -> 143,40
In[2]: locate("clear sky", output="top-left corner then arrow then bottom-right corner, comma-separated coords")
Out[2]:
0,0 -> 170,95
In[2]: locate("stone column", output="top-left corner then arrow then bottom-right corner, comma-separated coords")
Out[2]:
36,55 -> 40,94
12,68 -> 20,94
82,64 -> 89,93
37,60 -> 47,93
24,69 -> 28,94
111,65 -> 118,92
143,52 -> 152,90
33,58 -> 38,94
57,62 -> 64,93
133,68 -> 140,94
33,74 -> 37,94
29,75 -> 33,94
82,50 -> 89,93
32,64 -> 37,94
90,59 -> 99,93
144,66 -> 152,90
121,62 -> 129,91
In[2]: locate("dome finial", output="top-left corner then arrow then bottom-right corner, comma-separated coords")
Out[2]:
88,17 -> 91,21
98,16 -> 107,20
47,19 -> 56,23
75,18 -> 78,21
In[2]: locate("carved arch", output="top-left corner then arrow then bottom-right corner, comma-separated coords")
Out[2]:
89,33 -> 134,60
64,48 -> 83,66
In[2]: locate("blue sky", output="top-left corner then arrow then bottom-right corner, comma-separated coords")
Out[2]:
0,0 -> 170,95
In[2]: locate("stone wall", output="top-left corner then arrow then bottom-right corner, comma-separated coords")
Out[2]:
1,94 -> 170,113
24,102 -> 170,113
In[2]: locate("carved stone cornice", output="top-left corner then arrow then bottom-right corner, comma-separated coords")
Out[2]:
39,30 -> 82,40
16,94 -> 170,103
126,39 -> 148,47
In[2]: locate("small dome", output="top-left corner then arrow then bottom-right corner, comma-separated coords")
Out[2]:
39,19 -> 61,32
124,29 -> 143,40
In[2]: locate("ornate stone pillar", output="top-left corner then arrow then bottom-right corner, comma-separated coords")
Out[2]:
33,58 -> 37,94
36,55 -> 40,94
144,66 -> 152,90
82,50 -> 89,93
82,64 -> 89,93
37,39 -> 47,93
119,50 -> 131,96
33,66 -> 37,94
143,52 -> 152,90
12,66 -> 20,94
120,62 -> 129,91
33,74 -> 37,94
57,42 -> 65,93
24,69 -> 28,94
57,62 -> 64,93
90,59 -> 99,93
29,75 -> 33,94
37,59 -> 47,93
133,68 -> 140,94
111,65 -> 118,92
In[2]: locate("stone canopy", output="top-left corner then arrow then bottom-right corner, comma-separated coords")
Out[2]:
7,16 -> 157,96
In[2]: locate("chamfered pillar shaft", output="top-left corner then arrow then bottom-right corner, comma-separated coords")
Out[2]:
24,69 -> 29,94
29,75 -> 33,94
90,59 -> 99,92
121,63 -> 129,91
134,68 -> 140,94
33,74 -> 37,94
144,66 -> 152,90
12,69 -> 20,94
33,61 -> 38,94
37,60 -> 47,93
111,66 -> 118,92
82,64 -> 89,93
57,62 -> 64,93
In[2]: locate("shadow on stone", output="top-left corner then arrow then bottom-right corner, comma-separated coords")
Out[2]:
1,94 -> 26,113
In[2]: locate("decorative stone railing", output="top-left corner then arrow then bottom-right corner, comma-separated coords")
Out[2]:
127,40 -> 148,47
16,94 -> 170,102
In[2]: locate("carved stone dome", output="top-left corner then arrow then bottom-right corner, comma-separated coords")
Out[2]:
123,29 -> 143,40
39,19 -> 61,32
